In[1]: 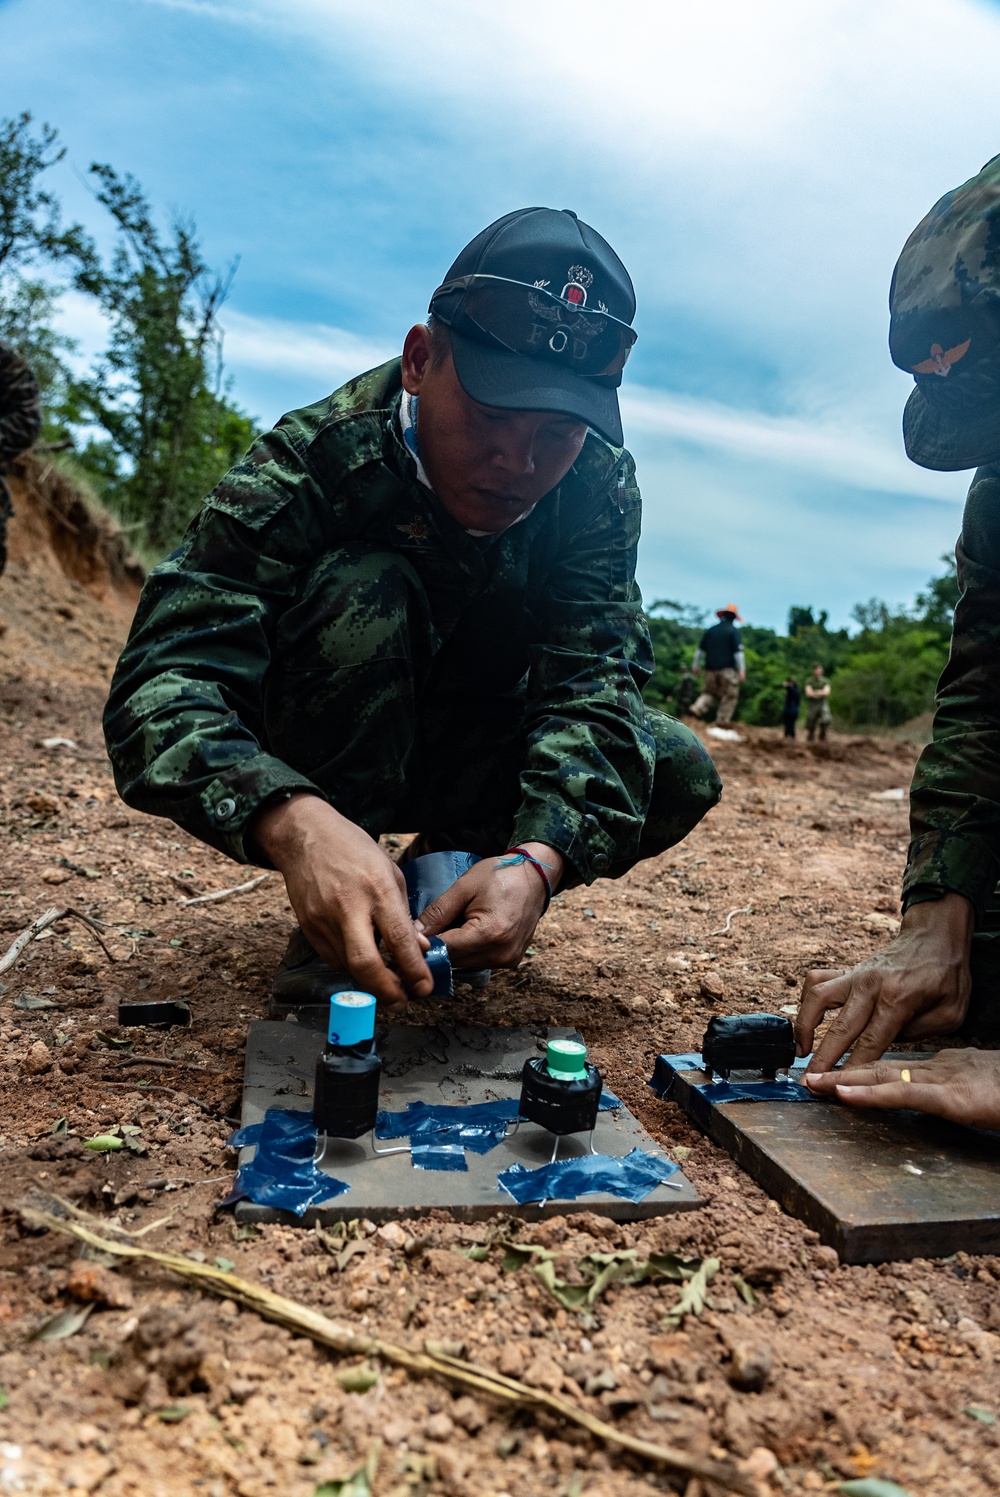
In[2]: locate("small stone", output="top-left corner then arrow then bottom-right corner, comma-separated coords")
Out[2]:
523,1355 -> 564,1394
451,1396 -> 485,1433
23,1041 -> 52,1076
27,793 -> 61,817
42,868 -> 71,885
728,1340 -> 772,1393
382,1417 -> 412,1446
740,1446 -> 779,1480
425,1413 -> 455,1442
376,1221 -> 407,1250
498,1343 -> 526,1377
66,1261 -> 133,1310
700,973 -> 726,1002
811,1245 -> 839,1271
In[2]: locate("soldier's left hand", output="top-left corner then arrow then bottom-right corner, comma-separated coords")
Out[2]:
803,1048 -> 1000,1131
416,842 -> 564,969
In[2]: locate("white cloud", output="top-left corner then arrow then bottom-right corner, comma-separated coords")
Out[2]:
220,311 -> 395,385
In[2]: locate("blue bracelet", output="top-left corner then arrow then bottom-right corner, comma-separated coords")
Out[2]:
494,845 -> 553,913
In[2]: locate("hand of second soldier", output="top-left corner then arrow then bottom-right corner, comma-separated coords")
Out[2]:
416,842 -> 565,970
804,1048 -> 1000,1131
795,892 -> 974,1072
250,793 -> 433,1010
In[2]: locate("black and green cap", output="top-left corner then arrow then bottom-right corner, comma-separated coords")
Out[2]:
890,152 -> 1000,472
429,207 -> 637,447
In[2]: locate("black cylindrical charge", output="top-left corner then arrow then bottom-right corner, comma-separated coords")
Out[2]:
313,991 -> 382,1139
519,1043 -> 603,1136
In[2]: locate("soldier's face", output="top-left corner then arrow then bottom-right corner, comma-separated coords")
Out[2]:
402,325 -> 588,533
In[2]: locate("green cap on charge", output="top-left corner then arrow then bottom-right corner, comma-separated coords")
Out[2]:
546,1038 -> 587,1081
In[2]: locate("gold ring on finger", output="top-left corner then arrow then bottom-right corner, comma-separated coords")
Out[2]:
900,1068 -> 912,1083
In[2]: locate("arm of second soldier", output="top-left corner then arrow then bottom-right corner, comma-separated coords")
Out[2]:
103,422 -> 432,1006
797,466 -> 1000,1070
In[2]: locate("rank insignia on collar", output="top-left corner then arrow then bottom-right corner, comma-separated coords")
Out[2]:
562,264 -> 594,307
395,519 -> 431,543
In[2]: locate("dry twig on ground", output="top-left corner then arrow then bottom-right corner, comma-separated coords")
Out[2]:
179,873 -> 269,906
15,1204 -> 754,1494
710,905 -> 753,938
0,906 -> 117,975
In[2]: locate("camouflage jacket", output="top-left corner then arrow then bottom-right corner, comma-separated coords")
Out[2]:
104,359 -> 654,881
904,464 -> 1000,919
0,338 -> 42,471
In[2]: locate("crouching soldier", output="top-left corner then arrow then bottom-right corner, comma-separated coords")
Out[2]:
104,208 -> 722,1010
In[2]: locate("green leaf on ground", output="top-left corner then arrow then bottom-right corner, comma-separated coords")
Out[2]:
502,1241 -> 707,1312
457,1245 -> 490,1262
214,1257 -> 235,1273
0,1387 -> 8,1410
84,1135 -> 124,1152
663,1257 -> 720,1325
155,1406 -> 190,1423
313,1442 -> 380,1496
964,1405 -> 997,1426
29,1303 -> 94,1341
50,1117 -> 68,1135
732,1273 -> 758,1306
837,1481 -> 916,1497
334,1362 -> 379,1393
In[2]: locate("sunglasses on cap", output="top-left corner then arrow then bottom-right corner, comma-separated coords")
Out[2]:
429,273 -> 637,382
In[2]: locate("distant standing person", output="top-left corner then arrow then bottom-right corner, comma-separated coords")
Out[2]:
805,664 -> 831,742
782,676 -> 800,738
690,604 -> 746,726
0,338 -> 42,578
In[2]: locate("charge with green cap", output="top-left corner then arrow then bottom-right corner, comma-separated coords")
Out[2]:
546,1038 -> 588,1081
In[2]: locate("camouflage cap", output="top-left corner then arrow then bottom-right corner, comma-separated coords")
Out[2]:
889,152 -> 1000,471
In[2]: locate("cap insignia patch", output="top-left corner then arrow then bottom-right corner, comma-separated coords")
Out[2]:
395,519 -> 431,543
912,338 -> 972,377
562,264 -> 594,307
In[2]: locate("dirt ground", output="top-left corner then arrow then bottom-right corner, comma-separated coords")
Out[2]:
0,491 -> 998,1496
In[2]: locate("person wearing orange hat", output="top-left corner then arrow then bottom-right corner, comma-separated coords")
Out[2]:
689,604 -> 746,726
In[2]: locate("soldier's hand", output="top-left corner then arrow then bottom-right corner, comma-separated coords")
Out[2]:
416,842 -> 564,970
251,793 -> 432,1009
803,1048 -> 1000,1131
795,892 -> 974,1073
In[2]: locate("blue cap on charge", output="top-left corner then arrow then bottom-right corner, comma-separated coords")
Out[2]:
327,990 -> 376,1047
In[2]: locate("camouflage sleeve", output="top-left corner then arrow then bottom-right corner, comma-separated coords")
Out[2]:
0,340 -> 42,465
103,423 -> 329,863
903,467 -> 1000,920
510,452 -> 656,883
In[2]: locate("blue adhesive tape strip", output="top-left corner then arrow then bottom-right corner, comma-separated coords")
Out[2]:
221,1108 -> 348,1215
424,936 -> 453,998
647,1053 -> 820,1104
498,1148 -> 679,1205
375,1092 -> 624,1156
410,1141 -> 469,1172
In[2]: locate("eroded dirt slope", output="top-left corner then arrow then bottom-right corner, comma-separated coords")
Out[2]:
0,657 -> 997,1495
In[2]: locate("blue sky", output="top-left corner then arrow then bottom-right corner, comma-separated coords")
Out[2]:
4,0 -> 1000,627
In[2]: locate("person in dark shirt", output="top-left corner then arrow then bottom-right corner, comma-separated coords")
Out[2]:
782,677 -> 800,738
690,604 -> 746,725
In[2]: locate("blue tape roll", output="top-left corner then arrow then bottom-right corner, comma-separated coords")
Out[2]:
424,936 -> 453,998
327,990 -> 377,1047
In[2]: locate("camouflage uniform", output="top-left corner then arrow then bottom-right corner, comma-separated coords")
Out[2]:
104,360 -> 721,885
0,339 -> 42,576
805,675 -> 832,742
889,153 -> 1000,1033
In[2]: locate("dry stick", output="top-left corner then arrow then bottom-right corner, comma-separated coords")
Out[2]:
0,906 -> 117,976
108,1057 -> 217,1074
16,1206 -> 753,1495
709,906 -> 753,939
179,873 -> 269,907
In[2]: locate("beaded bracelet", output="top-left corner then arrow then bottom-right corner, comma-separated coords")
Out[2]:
494,845 -> 553,913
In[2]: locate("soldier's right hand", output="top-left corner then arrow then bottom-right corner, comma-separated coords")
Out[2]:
250,794 -> 433,1009
794,892 -> 974,1072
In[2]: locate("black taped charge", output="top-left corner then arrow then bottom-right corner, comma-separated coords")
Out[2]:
313,1044 -> 382,1139
518,1056 -> 603,1136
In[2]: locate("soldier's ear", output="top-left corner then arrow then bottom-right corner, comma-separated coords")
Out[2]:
402,324 -> 433,394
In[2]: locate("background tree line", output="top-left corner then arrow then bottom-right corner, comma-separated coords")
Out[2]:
0,111 -> 255,556
643,554 -> 960,732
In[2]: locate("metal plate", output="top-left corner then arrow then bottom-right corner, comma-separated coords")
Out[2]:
664,1058 -> 1000,1263
236,1021 -> 701,1225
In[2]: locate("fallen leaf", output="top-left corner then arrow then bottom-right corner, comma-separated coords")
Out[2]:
732,1274 -> 758,1306
313,1441 -> 380,1496
215,1257 -> 235,1273
83,1135 -> 124,1153
95,1032 -> 133,1050
14,994 -> 60,1011
458,1245 -> 490,1262
29,1303 -> 94,1341
335,1362 -> 380,1393
663,1257 -> 720,1324
50,1118 -> 68,1135
837,1481 -> 915,1497
0,1387 -> 8,1410
964,1405 -> 997,1426
501,1242 -> 706,1312
155,1406 -> 190,1423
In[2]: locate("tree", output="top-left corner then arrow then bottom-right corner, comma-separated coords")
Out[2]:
72,164 -> 255,551
0,113 -> 96,278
